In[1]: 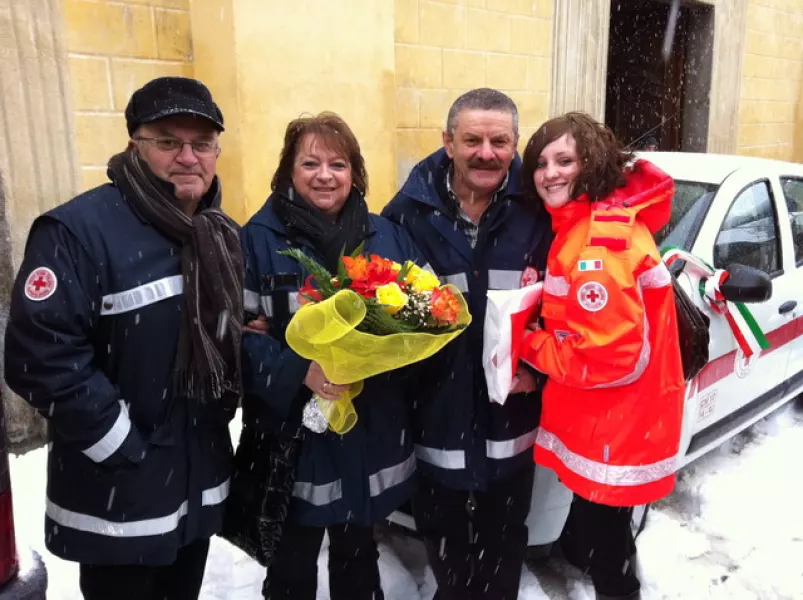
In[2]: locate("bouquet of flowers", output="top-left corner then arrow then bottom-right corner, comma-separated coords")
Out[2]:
279,246 -> 471,434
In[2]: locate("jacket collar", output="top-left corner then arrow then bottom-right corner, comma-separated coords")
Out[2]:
546,198 -> 591,233
399,148 -> 523,211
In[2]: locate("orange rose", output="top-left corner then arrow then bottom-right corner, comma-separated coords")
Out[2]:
430,287 -> 461,324
343,254 -> 405,299
341,255 -> 370,281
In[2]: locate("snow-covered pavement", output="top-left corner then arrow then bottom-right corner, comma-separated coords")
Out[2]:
10,402 -> 803,599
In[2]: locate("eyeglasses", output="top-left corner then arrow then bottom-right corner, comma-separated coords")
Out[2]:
132,136 -> 219,157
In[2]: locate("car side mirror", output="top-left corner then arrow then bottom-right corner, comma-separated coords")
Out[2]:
718,263 -> 772,303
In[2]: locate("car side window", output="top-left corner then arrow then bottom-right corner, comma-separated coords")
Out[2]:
713,180 -> 781,275
780,177 -> 803,266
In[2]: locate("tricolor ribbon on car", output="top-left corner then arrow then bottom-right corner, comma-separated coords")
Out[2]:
661,246 -> 770,358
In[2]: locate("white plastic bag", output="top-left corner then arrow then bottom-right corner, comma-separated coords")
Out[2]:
483,283 -> 543,405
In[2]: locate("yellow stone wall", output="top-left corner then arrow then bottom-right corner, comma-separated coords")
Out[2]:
737,0 -> 803,161
62,0 -> 398,219
63,0 -> 556,218
192,0 -> 397,219
49,0 -> 803,228
394,0 -> 554,184
63,0 -> 193,191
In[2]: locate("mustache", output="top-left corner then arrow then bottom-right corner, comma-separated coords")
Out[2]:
467,158 -> 502,170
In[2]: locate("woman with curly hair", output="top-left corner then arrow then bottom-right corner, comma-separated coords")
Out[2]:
518,113 -> 685,600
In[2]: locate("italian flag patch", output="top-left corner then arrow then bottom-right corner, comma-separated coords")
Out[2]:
578,259 -> 602,272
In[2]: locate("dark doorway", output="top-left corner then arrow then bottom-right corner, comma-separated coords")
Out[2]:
605,0 -> 714,152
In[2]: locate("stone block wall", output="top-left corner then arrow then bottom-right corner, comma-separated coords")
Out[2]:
737,0 -> 803,161
63,0 -> 193,191
1,0 -> 81,449
394,0 -> 554,185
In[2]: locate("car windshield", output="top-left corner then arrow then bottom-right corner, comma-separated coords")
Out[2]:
654,180 -> 720,251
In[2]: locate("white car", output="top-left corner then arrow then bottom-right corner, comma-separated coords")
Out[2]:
390,152 -> 803,549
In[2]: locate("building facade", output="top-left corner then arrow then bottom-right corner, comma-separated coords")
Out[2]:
1,0 -> 802,445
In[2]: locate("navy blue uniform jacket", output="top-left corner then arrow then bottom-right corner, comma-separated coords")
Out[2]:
382,148 -> 552,490
4,183 -> 233,565
237,198 -> 421,527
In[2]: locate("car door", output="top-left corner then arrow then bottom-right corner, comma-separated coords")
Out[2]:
775,174 -> 803,395
684,170 -> 794,457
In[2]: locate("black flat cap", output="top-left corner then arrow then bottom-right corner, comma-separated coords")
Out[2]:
125,76 -> 225,136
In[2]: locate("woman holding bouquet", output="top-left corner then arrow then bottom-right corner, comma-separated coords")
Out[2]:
229,113 -> 422,599
518,113 -> 684,600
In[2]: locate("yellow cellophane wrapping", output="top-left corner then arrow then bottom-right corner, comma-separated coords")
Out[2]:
285,285 -> 471,434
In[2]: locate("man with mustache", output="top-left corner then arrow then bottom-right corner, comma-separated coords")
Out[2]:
5,77 -> 243,600
382,88 -> 553,599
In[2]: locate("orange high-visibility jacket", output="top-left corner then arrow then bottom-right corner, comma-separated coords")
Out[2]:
521,159 -> 685,507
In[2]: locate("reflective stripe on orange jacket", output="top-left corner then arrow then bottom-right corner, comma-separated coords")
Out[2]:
520,159 -> 685,507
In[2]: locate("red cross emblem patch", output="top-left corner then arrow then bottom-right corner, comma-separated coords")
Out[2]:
577,281 -> 608,312
520,267 -> 540,287
24,267 -> 58,301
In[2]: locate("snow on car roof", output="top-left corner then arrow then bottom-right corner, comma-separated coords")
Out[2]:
635,151 -> 803,185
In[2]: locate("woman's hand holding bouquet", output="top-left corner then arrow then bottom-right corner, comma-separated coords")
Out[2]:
279,246 -> 471,434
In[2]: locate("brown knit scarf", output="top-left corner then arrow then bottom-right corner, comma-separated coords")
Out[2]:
107,149 -> 244,408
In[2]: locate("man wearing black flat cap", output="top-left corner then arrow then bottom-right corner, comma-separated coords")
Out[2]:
4,77 -> 243,599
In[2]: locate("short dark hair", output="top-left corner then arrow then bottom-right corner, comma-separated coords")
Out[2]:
521,112 -> 633,203
445,88 -> 519,138
271,112 -> 368,195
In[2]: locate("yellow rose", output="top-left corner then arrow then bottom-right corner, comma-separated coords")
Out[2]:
375,282 -> 409,314
405,264 -> 441,293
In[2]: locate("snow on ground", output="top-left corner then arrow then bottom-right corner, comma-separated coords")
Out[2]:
9,403 -> 803,599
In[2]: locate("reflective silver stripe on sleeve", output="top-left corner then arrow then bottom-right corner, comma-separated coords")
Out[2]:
100,275 -> 183,316
246,291 -> 299,317
82,400 -> 131,463
45,479 -> 230,537
422,263 -> 436,275
440,272 -> 469,293
293,478 -> 343,506
486,428 -> 539,460
243,289 -> 275,317
243,289 -> 260,313
369,453 -> 416,497
288,291 -> 301,314
638,262 -> 672,289
543,270 -> 569,297
201,478 -> 230,507
488,269 -> 523,290
414,444 -> 466,470
261,295 -> 274,317
537,428 -> 676,486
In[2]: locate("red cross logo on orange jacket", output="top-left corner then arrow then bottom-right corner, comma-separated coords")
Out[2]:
577,281 -> 608,312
